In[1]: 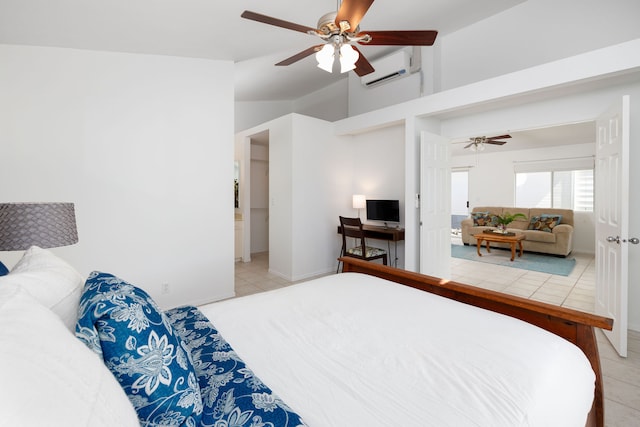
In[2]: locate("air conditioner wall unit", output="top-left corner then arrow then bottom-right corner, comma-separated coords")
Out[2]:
361,50 -> 411,88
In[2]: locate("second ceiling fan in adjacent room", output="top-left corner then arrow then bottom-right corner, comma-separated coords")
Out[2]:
464,135 -> 512,151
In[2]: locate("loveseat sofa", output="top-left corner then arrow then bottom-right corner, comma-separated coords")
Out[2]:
460,206 -> 574,257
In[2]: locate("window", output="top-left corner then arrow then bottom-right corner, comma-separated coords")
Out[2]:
515,169 -> 593,211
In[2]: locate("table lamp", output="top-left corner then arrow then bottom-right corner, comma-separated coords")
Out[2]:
352,195 -> 366,218
0,202 -> 78,274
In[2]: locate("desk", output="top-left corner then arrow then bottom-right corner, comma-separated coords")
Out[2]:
337,224 -> 405,267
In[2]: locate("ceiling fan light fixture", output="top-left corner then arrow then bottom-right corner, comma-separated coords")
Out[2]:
339,44 -> 359,73
470,142 -> 485,152
315,43 -> 335,72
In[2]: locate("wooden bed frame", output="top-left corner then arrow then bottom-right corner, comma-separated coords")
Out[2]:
340,257 -> 613,427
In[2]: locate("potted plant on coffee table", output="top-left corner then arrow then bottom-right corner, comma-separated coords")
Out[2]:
494,212 -> 527,234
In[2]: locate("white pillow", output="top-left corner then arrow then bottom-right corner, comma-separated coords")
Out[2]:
0,284 -> 140,426
0,246 -> 84,331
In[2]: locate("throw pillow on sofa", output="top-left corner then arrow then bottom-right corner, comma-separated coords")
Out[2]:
528,215 -> 562,232
76,271 -> 203,427
472,212 -> 497,227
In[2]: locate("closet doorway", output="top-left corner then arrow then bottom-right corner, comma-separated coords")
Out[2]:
250,133 -> 269,256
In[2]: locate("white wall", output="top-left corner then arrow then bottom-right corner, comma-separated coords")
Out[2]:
0,44 -> 235,308
441,0 -> 640,91
264,115 -> 294,279
294,79 -> 349,123
290,114 -> 352,279
452,143 -> 597,254
345,125 -> 407,268
235,100 -> 293,133
235,79 -> 349,133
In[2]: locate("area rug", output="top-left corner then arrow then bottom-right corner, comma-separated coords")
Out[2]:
451,244 -> 577,276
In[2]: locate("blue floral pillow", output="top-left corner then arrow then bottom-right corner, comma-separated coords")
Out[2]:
165,306 -> 308,427
0,260 -> 8,276
75,271 -> 202,427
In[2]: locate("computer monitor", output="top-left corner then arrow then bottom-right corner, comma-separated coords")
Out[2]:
366,199 -> 400,223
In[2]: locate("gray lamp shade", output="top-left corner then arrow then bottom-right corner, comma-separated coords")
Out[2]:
0,203 -> 78,251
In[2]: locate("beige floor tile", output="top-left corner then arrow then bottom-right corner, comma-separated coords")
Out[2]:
602,399 -> 640,427
254,278 -> 286,291
502,285 -> 536,298
575,286 -> 596,295
562,299 -> 595,313
514,276 -> 547,287
565,291 -> 596,303
535,285 -> 572,297
530,292 -> 566,305
235,282 -> 263,297
574,281 -> 596,290
475,281 -> 509,292
545,276 -> 577,286
506,281 -> 541,293
604,376 -> 640,414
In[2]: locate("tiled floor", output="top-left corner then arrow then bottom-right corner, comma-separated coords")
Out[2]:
235,251 -> 640,426
449,243 -> 597,313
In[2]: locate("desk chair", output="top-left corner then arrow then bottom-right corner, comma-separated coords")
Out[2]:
337,216 -> 387,273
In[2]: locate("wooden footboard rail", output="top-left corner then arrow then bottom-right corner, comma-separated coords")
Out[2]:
339,258 -> 614,427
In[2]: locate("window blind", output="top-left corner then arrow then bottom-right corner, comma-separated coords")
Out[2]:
513,156 -> 594,173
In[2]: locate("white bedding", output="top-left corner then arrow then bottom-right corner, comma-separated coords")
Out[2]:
199,272 -> 594,427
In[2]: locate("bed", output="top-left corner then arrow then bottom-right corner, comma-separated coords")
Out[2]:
0,247 -> 612,427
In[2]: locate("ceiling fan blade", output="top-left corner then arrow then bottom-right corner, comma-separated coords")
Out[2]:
275,45 -> 323,66
463,142 -> 474,149
358,30 -> 438,46
352,47 -> 375,76
241,10 -> 318,34
486,140 -> 507,145
335,0 -> 375,33
486,134 -> 512,141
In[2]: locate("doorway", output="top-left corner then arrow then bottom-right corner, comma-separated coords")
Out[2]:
451,169 -> 469,239
249,133 -> 269,256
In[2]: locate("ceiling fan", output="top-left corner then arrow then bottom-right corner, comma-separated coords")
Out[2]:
464,134 -> 512,151
241,0 -> 438,76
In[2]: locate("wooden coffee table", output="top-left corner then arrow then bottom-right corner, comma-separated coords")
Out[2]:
473,232 -> 526,261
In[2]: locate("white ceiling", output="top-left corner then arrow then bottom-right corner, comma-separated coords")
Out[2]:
0,0 -> 524,102
450,121 -> 597,156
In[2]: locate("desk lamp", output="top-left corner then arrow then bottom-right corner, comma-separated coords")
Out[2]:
0,202 -> 78,275
352,194 -> 366,219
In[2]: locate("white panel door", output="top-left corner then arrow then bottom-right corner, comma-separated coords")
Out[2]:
420,131 -> 451,278
595,96 -> 630,357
